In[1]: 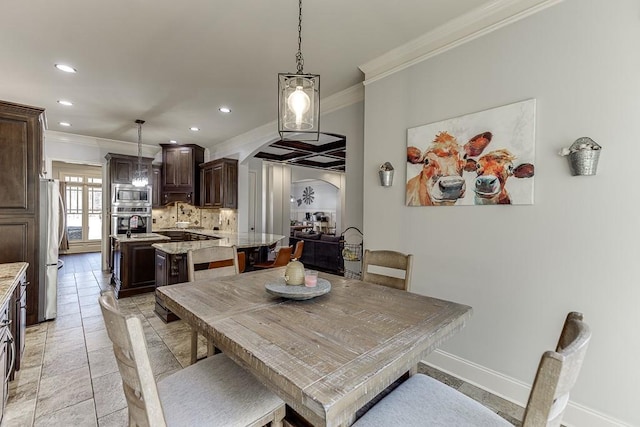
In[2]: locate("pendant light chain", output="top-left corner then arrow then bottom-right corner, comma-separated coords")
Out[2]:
295,0 -> 304,74
137,120 -> 143,168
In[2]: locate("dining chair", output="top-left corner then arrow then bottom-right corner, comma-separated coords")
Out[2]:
187,245 -> 240,364
361,249 -> 413,291
253,246 -> 293,269
290,240 -> 304,261
353,311 -> 591,427
98,291 -> 286,427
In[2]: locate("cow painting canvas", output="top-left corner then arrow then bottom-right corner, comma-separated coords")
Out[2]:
406,99 -> 535,206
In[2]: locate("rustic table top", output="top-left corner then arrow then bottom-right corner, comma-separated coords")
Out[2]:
156,267 -> 472,427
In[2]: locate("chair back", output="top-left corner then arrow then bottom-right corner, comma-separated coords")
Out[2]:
522,312 -> 592,427
291,240 -> 304,260
273,246 -> 293,267
237,251 -> 246,273
187,246 -> 239,282
99,291 -> 166,427
361,249 -> 413,291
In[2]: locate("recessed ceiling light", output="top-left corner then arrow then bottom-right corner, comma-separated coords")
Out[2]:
190,127 -> 200,132
219,107 -> 231,113
54,64 -> 77,73
57,100 -> 73,106
59,122 -> 71,127
169,140 -> 177,144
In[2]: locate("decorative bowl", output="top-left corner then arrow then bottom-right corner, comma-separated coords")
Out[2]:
176,221 -> 190,229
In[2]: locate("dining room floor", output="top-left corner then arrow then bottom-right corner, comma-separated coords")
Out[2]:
2,252 -> 524,426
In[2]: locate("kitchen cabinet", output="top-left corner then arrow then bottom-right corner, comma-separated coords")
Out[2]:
0,297 -> 10,423
200,158 -> 238,208
111,237 -> 164,298
152,164 -> 162,207
105,153 -> 154,207
8,271 -> 26,380
161,144 -> 204,205
154,249 -> 187,322
0,101 -> 43,326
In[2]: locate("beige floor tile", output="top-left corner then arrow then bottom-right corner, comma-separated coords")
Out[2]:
33,398 -> 97,427
35,365 -> 93,418
57,286 -> 78,296
3,397 -> 36,426
82,314 -> 107,333
41,346 -> 88,380
84,328 -> 111,353
88,349 -> 118,379
80,304 -> 103,319
76,286 -> 101,297
92,371 -> 126,419
57,301 -> 81,316
97,406 -> 128,427
46,312 -> 82,333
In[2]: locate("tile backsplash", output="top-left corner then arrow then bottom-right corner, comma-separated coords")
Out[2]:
152,203 -> 237,232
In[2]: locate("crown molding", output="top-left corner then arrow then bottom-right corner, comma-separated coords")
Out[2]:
45,130 -> 160,158
359,0 -> 564,85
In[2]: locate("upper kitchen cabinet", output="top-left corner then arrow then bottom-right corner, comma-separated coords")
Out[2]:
200,158 -> 238,209
105,153 -> 153,186
161,144 -> 204,205
0,101 -> 44,215
152,164 -> 162,207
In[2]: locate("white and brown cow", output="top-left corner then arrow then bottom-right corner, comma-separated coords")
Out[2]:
468,149 -> 534,205
407,132 -> 491,206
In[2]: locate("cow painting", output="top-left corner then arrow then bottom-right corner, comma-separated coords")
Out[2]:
406,131 -> 491,206
466,149 -> 535,205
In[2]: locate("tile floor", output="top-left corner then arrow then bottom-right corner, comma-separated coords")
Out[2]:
2,252 -> 524,426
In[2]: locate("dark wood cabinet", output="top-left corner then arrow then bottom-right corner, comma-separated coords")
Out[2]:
152,164 -> 162,207
0,297 -> 9,422
105,153 -> 154,203
8,271 -> 26,381
0,101 -> 43,326
111,238 -> 163,298
161,144 -> 204,205
200,158 -> 238,208
154,249 -> 187,322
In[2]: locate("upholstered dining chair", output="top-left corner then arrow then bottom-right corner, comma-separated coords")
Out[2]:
290,240 -> 304,261
253,246 -> 293,269
353,312 -> 591,427
187,245 -> 240,364
99,291 -> 285,427
361,249 -> 413,291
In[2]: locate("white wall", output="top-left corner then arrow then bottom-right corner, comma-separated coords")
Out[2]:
363,0 -> 639,425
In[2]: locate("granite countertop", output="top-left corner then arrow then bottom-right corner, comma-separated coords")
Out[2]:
0,262 -> 28,308
111,233 -> 171,243
152,231 -> 285,254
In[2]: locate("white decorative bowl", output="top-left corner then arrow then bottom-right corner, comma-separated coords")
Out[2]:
176,221 -> 190,229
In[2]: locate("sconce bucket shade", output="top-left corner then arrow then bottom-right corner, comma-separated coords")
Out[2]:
567,137 -> 601,176
379,170 -> 394,187
278,73 -> 320,141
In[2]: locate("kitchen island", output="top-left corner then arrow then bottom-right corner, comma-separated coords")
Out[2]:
152,230 -> 285,322
110,233 -> 170,298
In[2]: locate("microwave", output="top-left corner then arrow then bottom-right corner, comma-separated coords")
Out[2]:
112,184 -> 151,205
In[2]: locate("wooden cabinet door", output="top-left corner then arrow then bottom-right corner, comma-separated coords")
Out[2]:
152,165 -> 162,207
111,158 -> 134,184
0,104 -> 42,215
211,162 -> 224,208
200,166 -> 214,207
163,147 -> 193,188
155,249 -> 168,288
223,160 -> 238,209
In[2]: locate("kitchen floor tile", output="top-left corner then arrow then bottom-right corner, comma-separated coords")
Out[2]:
33,398 -> 97,427
35,365 -> 93,418
92,372 -> 126,419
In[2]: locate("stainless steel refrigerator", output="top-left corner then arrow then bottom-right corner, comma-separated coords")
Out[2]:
38,179 -> 63,321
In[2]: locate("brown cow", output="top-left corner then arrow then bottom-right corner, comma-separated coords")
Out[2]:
470,149 -> 534,205
406,132 -> 469,206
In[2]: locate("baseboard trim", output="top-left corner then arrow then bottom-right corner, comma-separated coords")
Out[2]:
424,349 -> 630,427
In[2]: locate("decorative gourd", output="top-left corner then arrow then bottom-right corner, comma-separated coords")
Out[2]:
284,259 -> 305,285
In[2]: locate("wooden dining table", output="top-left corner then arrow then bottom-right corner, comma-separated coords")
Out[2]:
156,267 -> 472,427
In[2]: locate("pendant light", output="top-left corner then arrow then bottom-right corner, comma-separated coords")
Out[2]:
278,0 -> 320,141
132,119 -> 148,187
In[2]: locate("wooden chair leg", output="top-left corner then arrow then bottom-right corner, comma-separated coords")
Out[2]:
190,328 -> 198,365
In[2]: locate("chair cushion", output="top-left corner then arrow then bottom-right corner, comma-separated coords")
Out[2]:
157,353 -> 283,427
353,374 -> 511,427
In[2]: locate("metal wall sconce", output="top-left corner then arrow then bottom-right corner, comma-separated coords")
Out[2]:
379,162 -> 394,187
560,137 -> 602,176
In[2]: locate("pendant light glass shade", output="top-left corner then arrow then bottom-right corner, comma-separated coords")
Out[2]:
278,0 -> 320,141
132,119 -> 148,187
278,73 -> 320,140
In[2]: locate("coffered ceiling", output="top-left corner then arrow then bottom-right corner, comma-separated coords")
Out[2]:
0,0 -> 491,156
